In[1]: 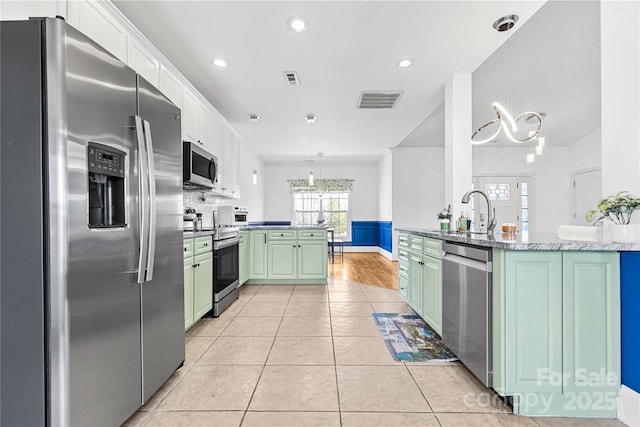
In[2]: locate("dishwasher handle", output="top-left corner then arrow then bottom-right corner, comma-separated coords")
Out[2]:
443,252 -> 492,273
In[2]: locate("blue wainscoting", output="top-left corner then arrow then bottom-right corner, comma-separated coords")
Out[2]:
351,221 -> 392,252
248,221 -> 291,226
621,252 -> 640,393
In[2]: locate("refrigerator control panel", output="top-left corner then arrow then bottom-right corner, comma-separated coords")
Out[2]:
88,142 -> 125,178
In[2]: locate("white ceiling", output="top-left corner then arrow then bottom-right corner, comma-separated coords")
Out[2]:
113,1 -> 545,162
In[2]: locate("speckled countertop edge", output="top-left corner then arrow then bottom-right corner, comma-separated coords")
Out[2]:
396,228 -> 640,251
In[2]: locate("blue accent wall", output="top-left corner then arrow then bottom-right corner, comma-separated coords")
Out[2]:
248,221 -> 291,226
351,221 -> 392,252
621,252 -> 640,393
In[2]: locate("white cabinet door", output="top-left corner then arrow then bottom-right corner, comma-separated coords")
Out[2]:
127,36 -> 159,87
182,87 -> 200,144
67,0 -> 127,61
232,134 -> 241,198
210,114 -> 224,158
159,65 -> 182,108
219,127 -> 234,192
198,104 -> 213,152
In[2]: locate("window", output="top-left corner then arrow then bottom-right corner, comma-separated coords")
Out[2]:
293,193 -> 349,239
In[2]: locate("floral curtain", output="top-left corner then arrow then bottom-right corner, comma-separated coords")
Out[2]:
287,178 -> 354,194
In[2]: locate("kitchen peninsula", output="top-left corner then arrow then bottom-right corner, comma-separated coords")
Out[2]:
397,228 -> 639,419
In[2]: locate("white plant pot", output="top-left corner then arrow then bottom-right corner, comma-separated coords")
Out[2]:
608,224 -> 638,243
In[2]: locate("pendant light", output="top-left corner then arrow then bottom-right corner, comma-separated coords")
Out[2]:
250,115 -> 260,185
306,114 -> 316,186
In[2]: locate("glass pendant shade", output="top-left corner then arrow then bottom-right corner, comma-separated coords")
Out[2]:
252,170 -> 258,185
308,170 -> 314,186
526,153 -> 535,163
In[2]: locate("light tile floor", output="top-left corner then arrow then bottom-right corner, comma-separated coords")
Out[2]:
123,278 -> 626,427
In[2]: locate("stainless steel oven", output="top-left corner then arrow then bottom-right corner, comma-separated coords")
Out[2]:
205,227 -> 240,317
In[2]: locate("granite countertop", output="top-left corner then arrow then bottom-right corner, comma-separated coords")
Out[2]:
183,229 -> 217,238
396,228 -> 640,251
241,225 -> 328,231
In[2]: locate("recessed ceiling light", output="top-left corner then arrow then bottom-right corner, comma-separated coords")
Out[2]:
212,58 -> 228,68
305,114 -> 317,123
287,16 -> 309,32
397,58 -> 413,68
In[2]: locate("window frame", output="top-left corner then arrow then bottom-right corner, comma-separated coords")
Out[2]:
292,192 -> 351,240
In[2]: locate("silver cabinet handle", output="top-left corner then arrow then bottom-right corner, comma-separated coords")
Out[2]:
143,120 -> 157,282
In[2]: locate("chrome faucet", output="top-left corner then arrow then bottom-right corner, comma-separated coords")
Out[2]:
461,190 -> 496,234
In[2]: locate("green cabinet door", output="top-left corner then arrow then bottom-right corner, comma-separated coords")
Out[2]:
193,251 -> 213,319
239,232 -> 249,285
422,256 -> 442,335
298,240 -> 328,279
505,251 -> 563,393
562,252 -> 620,394
249,230 -> 268,279
184,257 -> 194,331
408,252 -> 424,316
268,240 -> 297,279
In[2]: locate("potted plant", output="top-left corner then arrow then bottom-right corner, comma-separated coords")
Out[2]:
586,190 -> 640,243
438,205 -> 452,231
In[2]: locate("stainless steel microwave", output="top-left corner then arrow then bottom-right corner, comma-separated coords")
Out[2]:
183,141 -> 218,189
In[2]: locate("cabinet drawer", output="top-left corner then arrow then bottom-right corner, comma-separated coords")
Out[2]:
183,238 -> 194,259
194,236 -> 212,254
268,230 -> 297,240
398,233 -> 409,248
423,237 -> 443,259
398,248 -> 409,263
409,235 -> 424,253
298,230 -> 326,240
398,261 -> 409,278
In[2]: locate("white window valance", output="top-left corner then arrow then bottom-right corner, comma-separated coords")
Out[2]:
287,178 -> 354,194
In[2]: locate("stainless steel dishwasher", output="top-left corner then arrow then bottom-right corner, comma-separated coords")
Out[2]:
442,242 -> 493,387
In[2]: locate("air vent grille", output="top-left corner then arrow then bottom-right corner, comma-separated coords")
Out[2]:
284,71 -> 300,86
357,91 -> 403,109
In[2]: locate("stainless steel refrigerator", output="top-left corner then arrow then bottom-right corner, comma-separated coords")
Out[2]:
1,18 -> 184,426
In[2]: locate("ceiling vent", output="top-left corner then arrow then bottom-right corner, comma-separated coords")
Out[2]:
357,91 -> 403,109
283,71 -> 300,86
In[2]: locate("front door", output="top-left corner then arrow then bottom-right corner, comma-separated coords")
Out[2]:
473,176 -> 533,233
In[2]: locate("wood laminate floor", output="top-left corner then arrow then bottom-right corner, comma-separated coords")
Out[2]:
328,253 -> 398,290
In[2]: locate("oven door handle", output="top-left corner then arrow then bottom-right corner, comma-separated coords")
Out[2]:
214,236 -> 240,250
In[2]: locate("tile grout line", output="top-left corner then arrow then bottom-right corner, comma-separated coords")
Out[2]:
327,279 -> 344,427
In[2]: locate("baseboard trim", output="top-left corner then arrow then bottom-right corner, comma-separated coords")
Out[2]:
618,385 -> 640,427
343,246 -> 393,260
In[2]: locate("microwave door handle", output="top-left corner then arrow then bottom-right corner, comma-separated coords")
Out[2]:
209,161 -> 216,185
135,116 -> 149,284
143,120 -> 157,282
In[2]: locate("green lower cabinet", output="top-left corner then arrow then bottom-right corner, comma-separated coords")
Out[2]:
408,253 -> 424,316
298,240 -> 328,279
494,249 -> 620,418
193,251 -> 213,319
267,240 -> 297,279
422,256 -> 442,335
398,261 -> 409,300
184,257 -> 194,330
239,231 -> 249,285
249,230 -> 268,279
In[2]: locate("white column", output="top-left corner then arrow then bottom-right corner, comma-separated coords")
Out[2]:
444,74 -> 473,218
601,1 -> 640,198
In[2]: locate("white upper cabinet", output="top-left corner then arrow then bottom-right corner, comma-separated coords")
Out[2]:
198,104 -> 213,153
182,87 -> 199,144
127,36 -> 159,87
210,114 -> 224,159
159,65 -> 182,109
67,0 -> 127,61
232,134 -> 241,198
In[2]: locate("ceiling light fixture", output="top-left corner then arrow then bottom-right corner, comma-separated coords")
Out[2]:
470,103 -> 543,145
306,114 -> 316,186
287,16 -> 309,32
250,115 -> 260,185
397,58 -> 413,68
212,58 -> 228,68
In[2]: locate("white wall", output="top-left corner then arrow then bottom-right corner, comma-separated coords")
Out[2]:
391,147 -> 445,258
473,146 -> 570,233
262,161 -> 379,225
568,128 -> 601,173
378,150 -> 393,221
236,142 -> 265,222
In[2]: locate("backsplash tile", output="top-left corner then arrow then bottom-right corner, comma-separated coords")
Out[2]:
183,190 -> 231,229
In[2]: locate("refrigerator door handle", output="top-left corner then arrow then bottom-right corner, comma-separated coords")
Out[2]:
143,119 -> 157,281
135,115 -> 150,284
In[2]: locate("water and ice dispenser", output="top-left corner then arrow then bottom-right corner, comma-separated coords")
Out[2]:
88,142 -> 126,228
